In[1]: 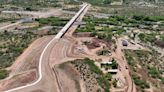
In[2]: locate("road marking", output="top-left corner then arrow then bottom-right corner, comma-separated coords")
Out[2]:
5,4 -> 88,92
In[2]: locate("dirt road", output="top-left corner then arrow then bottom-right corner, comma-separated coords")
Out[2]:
4,3 -> 90,92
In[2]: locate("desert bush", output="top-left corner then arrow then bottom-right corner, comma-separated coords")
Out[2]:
148,67 -> 161,78
0,69 -> 8,79
132,74 -> 150,89
36,17 -> 69,26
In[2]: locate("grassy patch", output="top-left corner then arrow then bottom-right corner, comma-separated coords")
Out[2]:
124,49 -> 164,88
132,74 -> 150,89
0,31 -> 39,69
138,33 -> 157,43
148,67 -> 161,78
83,58 -> 110,92
81,0 -> 111,5
84,58 -> 102,74
0,69 -> 8,79
36,17 -> 69,26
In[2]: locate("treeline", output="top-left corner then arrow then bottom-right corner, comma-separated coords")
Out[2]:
35,17 -> 69,26
77,15 -> 164,35
132,15 -> 164,22
84,15 -> 164,26
81,0 -> 111,5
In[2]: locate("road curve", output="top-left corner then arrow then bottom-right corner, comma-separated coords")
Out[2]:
5,3 -> 88,92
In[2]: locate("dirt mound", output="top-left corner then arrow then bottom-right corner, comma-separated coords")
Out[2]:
1,36 -> 54,91
155,40 -> 164,48
85,39 -> 100,49
93,38 -> 112,49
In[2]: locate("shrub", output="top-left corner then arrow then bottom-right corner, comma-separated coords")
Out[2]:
36,17 -> 69,26
132,15 -> 145,21
97,76 -> 110,92
148,67 -> 161,78
144,16 -> 164,22
0,69 -> 8,79
111,59 -> 118,69
132,74 -> 150,89
138,33 -> 156,43
161,78 -> 164,84
83,58 -> 110,92
84,58 -> 102,74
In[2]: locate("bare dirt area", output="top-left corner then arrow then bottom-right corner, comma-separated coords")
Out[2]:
56,63 -> 82,92
85,39 -> 101,49
2,9 -> 63,18
57,60 -> 102,92
76,36 -> 113,50
93,38 -> 112,49
0,69 -> 36,91
8,36 -> 54,75
73,32 -> 91,37
0,36 -> 54,91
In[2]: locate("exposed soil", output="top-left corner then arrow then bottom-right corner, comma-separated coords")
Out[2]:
85,39 -> 101,49
0,69 -> 37,91
93,38 -> 112,49
70,60 -> 103,92
0,36 -> 54,91
155,40 -> 164,48
8,36 -> 53,74
73,32 -> 91,37
57,63 -> 82,92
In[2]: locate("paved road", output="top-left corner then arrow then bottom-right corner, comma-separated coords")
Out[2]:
5,3 -> 89,92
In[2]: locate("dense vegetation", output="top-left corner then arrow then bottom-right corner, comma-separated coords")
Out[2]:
124,50 -> 164,91
138,32 -> 164,48
148,67 -> 161,78
77,15 -> 164,34
0,31 -> 39,78
81,0 -> 111,5
36,17 -> 69,26
83,58 -> 110,92
132,74 -> 150,89
76,16 -> 129,40
138,33 -> 157,43
133,15 -> 164,22
84,58 -> 102,74
64,0 -> 82,5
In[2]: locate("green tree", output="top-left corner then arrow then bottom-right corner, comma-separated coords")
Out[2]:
103,0 -> 111,4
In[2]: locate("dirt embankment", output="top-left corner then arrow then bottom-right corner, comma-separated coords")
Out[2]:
56,63 -> 84,92
0,36 -> 54,91
58,60 -> 104,92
